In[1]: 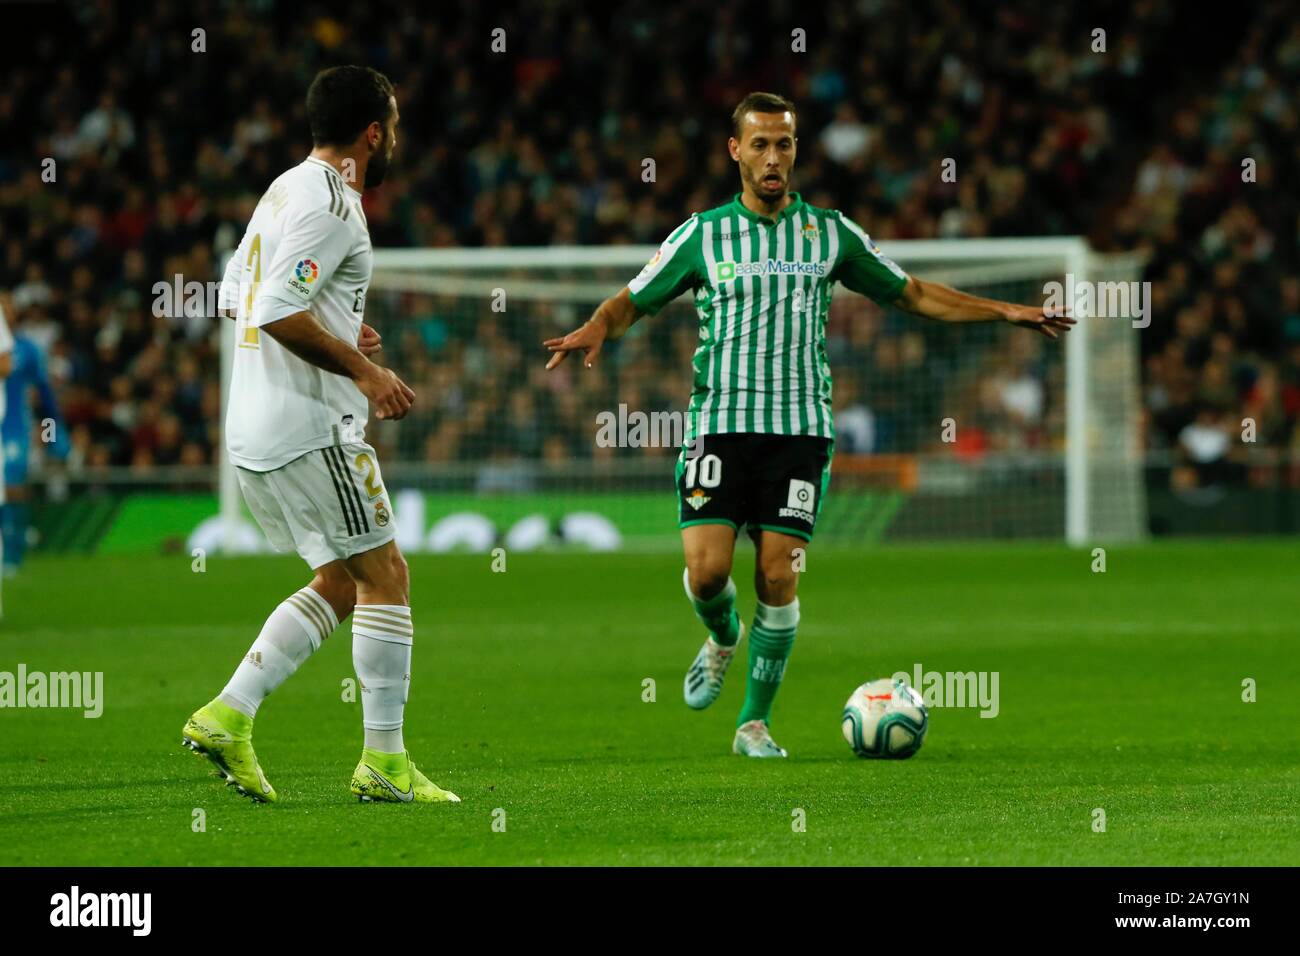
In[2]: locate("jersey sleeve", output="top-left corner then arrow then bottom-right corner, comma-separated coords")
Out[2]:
627,216 -> 701,315
252,207 -> 357,328
831,213 -> 908,305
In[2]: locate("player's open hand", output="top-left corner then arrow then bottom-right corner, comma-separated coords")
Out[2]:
1003,303 -> 1075,339
359,364 -> 415,421
358,323 -> 383,356
544,315 -> 609,370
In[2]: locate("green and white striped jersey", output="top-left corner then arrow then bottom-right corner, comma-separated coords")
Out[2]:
627,192 -> 908,441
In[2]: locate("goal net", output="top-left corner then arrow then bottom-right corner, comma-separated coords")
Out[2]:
218,238 -> 1146,553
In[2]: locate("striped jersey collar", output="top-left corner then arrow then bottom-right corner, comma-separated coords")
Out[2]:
305,156 -> 362,196
731,191 -> 804,225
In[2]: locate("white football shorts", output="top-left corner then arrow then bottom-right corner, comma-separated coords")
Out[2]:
236,441 -> 396,569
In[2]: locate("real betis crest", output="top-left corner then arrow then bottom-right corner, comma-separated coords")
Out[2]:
685,488 -> 711,511
802,222 -> 819,241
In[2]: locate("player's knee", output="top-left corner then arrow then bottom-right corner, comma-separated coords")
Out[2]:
686,560 -> 731,600
756,556 -> 798,603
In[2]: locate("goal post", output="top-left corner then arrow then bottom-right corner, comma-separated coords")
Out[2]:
216,237 -> 1146,552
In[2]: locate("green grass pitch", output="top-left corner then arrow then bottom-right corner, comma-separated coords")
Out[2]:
1,540 -> 1296,866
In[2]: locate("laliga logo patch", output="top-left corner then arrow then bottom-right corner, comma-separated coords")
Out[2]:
295,258 -> 319,283
636,248 -> 663,280
286,257 -> 320,298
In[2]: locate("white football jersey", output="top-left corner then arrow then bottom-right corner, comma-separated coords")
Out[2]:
222,156 -> 373,472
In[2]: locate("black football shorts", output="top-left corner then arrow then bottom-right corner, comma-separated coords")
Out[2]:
675,433 -> 833,541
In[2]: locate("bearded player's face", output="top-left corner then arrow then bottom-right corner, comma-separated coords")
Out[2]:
365,98 -> 399,188
730,111 -> 797,202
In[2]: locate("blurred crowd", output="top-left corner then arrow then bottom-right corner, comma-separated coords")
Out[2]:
2,0 -> 1297,489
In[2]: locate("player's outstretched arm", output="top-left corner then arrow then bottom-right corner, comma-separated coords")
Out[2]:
834,216 -> 1071,339
893,276 -> 1075,339
543,286 -> 642,369
263,311 -> 415,420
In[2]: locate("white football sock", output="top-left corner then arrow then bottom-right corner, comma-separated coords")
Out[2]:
220,586 -> 338,718
352,604 -> 413,753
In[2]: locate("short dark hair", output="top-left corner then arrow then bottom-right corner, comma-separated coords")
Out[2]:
731,92 -> 797,139
306,66 -> 396,147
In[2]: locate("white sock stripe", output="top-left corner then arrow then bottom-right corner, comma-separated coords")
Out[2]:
353,614 -> 413,637
755,598 -> 800,630
285,593 -> 330,646
356,619 -> 411,636
359,603 -> 412,618
353,616 -> 413,639
354,606 -> 412,627
296,586 -> 340,631
353,625 -> 414,646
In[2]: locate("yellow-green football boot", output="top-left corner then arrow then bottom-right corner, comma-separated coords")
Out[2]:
181,699 -> 278,803
351,748 -> 460,804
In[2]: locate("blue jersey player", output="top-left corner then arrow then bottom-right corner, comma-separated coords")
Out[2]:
1,324 -> 68,574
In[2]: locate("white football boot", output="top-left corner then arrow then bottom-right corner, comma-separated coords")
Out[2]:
732,719 -> 788,758
683,621 -> 743,710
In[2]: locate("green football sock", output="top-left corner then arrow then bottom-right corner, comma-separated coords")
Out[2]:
737,599 -> 799,726
683,568 -> 741,647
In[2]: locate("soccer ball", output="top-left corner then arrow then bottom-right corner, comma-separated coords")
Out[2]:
841,677 -> 928,759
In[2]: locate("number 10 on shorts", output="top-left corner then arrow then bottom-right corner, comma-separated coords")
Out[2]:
683,453 -> 722,488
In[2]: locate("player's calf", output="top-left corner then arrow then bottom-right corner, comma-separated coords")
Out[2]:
312,561 -> 357,622
343,540 -> 454,802
217,585 -> 339,719
681,525 -> 743,708
683,568 -> 744,708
